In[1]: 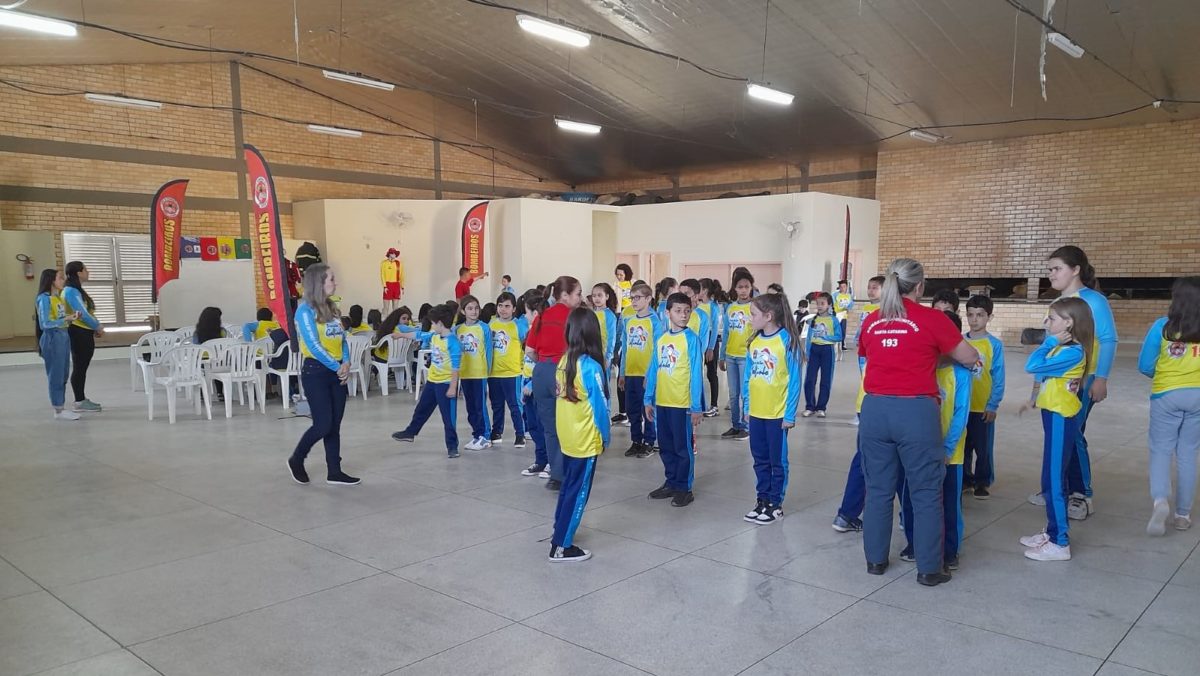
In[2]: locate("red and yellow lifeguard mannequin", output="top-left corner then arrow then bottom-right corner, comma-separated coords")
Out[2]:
381,247 -> 404,313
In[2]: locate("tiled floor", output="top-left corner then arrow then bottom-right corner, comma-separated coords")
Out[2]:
0,351 -> 1196,675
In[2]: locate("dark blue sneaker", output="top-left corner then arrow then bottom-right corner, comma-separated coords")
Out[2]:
832,514 -> 863,533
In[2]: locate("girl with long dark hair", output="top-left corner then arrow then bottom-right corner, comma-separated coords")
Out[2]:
548,306 -> 610,562
62,261 -> 103,412
36,268 -> 79,420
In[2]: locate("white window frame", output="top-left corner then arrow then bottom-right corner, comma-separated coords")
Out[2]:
62,233 -> 153,328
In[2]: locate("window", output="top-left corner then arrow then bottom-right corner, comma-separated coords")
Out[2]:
62,233 -> 153,326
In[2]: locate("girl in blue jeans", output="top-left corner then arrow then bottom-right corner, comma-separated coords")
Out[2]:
720,270 -> 756,440
35,269 -> 78,421
1139,277 -> 1200,535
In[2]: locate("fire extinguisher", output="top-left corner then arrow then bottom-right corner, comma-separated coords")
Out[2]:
15,254 -> 34,280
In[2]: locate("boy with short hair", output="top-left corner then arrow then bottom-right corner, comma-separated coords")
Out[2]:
834,279 -> 854,357
931,289 -> 961,313
392,304 -> 463,457
455,267 -> 489,300
644,292 -> 704,507
963,295 -> 1006,498
619,283 -> 663,457
500,275 -> 516,296
488,292 -> 528,447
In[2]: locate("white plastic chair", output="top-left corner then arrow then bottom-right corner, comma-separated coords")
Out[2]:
370,336 -> 415,396
344,334 -> 373,399
203,338 -> 264,417
414,349 -> 431,401
173,325 -> 196,342
148,345 -> 212,423
131,331 -> 181,392
224,323 -> 245,341
262,341 -> 303,410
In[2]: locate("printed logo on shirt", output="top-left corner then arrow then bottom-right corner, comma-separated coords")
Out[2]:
1169,341 -> 1187,359
493,329 -> 509,353
324,322 -> 341,337
657,343 -> 680,374
628,325 -> 649,350
749,346 -> 779,383
461,333 -> 479,354
1067,378 -> 1082,394
431,347 -> 446,368
728,310 -> 748,332
971,359 -> 985,378
812,322 -> 828,339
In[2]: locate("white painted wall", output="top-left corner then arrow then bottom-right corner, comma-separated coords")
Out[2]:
0,229 -> 56,339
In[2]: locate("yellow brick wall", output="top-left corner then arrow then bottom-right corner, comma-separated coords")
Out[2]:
876,119 -> 1200,278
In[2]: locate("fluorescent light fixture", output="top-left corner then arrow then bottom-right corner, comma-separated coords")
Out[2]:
1047,32 -> 1085,59
321,69 -> 395,91
84,93 -> 163,110
746,82 -> 794,105
0,9 -> 78,36
107,325 -> 152,333
909,129 -> 944,143
516,15 -> 590,48
554,117 -> 601,135
307,124 -> 363,138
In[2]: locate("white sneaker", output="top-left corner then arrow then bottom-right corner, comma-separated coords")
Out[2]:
1147,498 -> 1170,536
477,438 -> 492,450
1067,494 -> 1092,521
464,438 -> 483,451
802,410 -> 815,418
1024,541 -> 1071,561
1019,531 -> 1049,548
1174,514 -> 1192,531
1027,492 -> 1046,506
816,410 -> 827,418
54,410 -> 81,421
538,467 -> 551,479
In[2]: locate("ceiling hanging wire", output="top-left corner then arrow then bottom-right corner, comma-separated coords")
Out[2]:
293,0 -> 301,65
760,1 -> 769,81
1010,7 -> 1018,107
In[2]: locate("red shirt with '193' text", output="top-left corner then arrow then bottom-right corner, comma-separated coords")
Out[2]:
859,298 -> 965,398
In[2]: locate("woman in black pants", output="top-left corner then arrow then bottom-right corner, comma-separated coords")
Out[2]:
62,261 -> 104,412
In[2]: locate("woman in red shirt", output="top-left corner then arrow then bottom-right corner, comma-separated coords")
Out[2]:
858,258 -> 978,587
526,276 -> 584,489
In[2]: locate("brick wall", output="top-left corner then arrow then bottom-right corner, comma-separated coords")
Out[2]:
876,119 -> 1200,278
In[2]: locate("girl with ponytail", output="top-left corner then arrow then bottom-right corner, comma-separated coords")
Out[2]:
62,261 -> 103,412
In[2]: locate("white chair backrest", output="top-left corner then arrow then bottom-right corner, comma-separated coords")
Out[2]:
346,334 -> 372,363
223,324 -> 244,340
266,341 -> 301,374
220,341 -> 262,377
137,330 -> 180,351
201,337 -> 242,365
174,325 -> 196,341
385,336 -> 414,367
163,345 -> 207,383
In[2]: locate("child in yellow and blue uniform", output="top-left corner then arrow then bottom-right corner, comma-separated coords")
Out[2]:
392,304 -> 464,457
548,307 -> 611,563
488,292 -> 529,447
1138,277 -> 1200,534
963,295 -> 1006,498
619,282 -> 663,457
741,292 -> 803,524
644,292 -> 705,507
455,295 -> 494,451
679,279 -> 713,413
590,283 -> 619,402
900,311 -> 972,567
1020,297 -> 1092,561
36,269 -> 76,418
834,280 -> 854,354
242,307 -> 282,342
721,271 -> 756,439
803,292 -> 843,416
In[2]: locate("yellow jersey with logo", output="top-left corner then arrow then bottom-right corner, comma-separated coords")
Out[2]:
617,280 -> 632,311
834,291 -> 854,321
1027,337 -> 1086,417
807,313 -> 842,347
556,355 -> 611,458
456,322 -> 491,380
596,308 -> 617,361
295,302 -> 346,370
644,328 -> 704,411
426,333 -> 463,384
1139,317 -> 1200,397
621,312 -> 662,377
723,302 -> 754,359
489,316 -> 527,378
965,333 -> 1006,413
743,329 -> 802,421
938,364 -> 972,464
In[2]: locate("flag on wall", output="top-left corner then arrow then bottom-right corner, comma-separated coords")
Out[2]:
181,236 -> 201,258
243,144 -> 293,338
460,201 -> 488,277
199,237 -> 219,261
235,238 -> 252,259
150,178 -> 188,302
217,236 -> 237,261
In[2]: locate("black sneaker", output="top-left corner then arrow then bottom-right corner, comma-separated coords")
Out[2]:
733,429 -> 750,441
448,450 -> 460,458
634,444 -> 654,458
671,491 -> 695,507
917,571 -> 952,587
514,436 -> 527,448
546,479 -> 562,491
391,431 -> 415,442
945,556 -> 960,571
489,434 -> 504,445
548,544 -> 592,563
703,407 -> 719,418
721,427 -> 740,439
899,546 -> 915,563
610,413 -> 628,424
744,499 -> 766,523
287,457 -> 309,485
625,442 -> 642,457
648,484 -> 676,500
326,472 -> 361,486
754,503 -> 781,524
973,485 -> 990,500
521,463 -> 545,477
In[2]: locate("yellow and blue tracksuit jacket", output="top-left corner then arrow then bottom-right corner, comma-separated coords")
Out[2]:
295,302 -> 348,371
556,355 -> 611,457
834,289 -> 854,321
595,307 -> 618,366
455,321 -> 492,380
806,311 -> 844,349
965,332 -> 1006,413
742,328 -> 802,423
1138,317 -> 1200,398
61,286 -> 100,330
937,363 -> 973,463
723,301 -> 754,360
644,327 -> 704,413
1073,287 -> 1117,379
37,292 -> 70,330
397,325 -> 462,384
620,311 -> 664,378
1026,336 -> 1087,417
489,315 -> 528,378
617,280 -> 632,311
684,306 -> 712,355
242,320 -> 281,342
